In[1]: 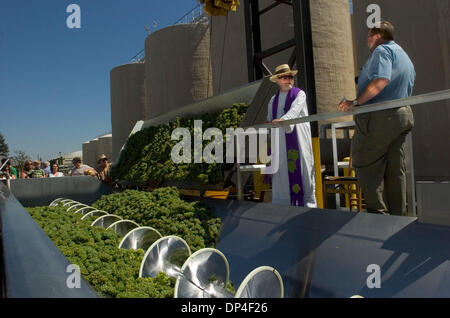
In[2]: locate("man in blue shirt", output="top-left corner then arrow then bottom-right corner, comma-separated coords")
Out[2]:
338,21 -> 415,215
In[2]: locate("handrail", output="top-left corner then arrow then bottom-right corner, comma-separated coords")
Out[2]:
246,89 -> 450,129
130,3 -> 208,62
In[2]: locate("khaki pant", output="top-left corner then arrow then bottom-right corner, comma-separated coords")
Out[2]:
352,106 -> 414,215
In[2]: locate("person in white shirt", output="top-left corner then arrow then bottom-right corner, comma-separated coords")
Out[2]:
49,163 -> 64,178
70,157 -> 97,176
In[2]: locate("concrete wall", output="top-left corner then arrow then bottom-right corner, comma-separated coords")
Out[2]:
145,23 -> 213,120
110,63 -> 146,162
352,0 -> 450,179
211,0 -> 355,124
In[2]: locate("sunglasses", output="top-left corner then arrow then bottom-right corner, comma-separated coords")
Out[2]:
278,75 -> 294,80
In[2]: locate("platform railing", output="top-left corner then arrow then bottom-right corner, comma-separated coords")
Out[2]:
237,88 -> 450,209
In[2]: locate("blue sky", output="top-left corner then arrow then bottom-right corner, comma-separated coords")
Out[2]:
0,0 -> 199,161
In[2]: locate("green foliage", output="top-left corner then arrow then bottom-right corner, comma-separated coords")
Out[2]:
92,187 -> 222,252
12,149 -> 31,171
112,103 -> 249,185
0,133 -> 9,157
27,205 -> 174,298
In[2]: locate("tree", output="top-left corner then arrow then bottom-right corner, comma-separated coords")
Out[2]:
0,133 -> 9,157
12,150 -> 31,172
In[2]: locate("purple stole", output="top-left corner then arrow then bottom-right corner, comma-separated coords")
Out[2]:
271,87 -> 305,207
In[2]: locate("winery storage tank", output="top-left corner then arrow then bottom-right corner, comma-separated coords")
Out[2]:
145,23 -> 213,120
110,63 -> 146,162
97,134 -> 112,162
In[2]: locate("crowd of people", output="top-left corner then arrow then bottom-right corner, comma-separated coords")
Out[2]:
1,154 -> 112,184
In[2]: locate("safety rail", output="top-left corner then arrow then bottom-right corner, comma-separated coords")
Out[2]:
130,3 -> 208,62
246,89 -> 450,130
237,88 -> 450,205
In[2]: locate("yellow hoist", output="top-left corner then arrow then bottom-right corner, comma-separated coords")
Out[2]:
197,0 -> 240,16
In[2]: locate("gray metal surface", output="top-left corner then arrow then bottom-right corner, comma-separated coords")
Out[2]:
235,266 -> 284,298
0,183 -> 98,298
107,220 -> 139,237
142,80 -> 261,130
74,206 -> 98,215
91,214 -> 122,228
119,226 -> 162,250
416,181 -> 450,226
9,176 -> 113,207
204,198 -> 450,298
81,210 -> 108,220
139,236 -> 191,278
175,248 -> 230,298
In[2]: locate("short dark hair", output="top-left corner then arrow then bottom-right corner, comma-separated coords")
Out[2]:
369,21 -> 395,41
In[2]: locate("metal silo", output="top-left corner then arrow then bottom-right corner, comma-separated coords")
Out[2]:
97,134 -> 112,163
87,139 -> 99,168
110,63 -> 146,162
82,142 -> 90,168
145,22 -> 213,120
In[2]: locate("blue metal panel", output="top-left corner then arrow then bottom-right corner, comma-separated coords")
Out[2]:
206,199 -> 450,298
0,183 -> 98,298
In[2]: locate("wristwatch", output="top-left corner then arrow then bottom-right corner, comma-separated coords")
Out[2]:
352,99 -> 359,106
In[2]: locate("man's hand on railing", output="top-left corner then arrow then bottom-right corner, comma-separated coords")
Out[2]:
338,99 -> 355,112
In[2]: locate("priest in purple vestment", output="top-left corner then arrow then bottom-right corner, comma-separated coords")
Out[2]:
266,64 -> 317,208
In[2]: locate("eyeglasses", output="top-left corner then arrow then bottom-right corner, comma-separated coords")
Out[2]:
278,75 -> 294,80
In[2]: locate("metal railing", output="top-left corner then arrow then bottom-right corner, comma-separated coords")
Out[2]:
173,3 -> 208,25
130,3 -> 208,63
247,89 -> 450,130
237,88 -> 450,207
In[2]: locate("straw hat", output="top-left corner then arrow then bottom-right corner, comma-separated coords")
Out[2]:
97,154 -> 108,163
269,64 -> 298,83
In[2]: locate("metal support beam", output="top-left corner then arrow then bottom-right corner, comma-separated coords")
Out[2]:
250,0 -> 263,80
292,0 -> 318,137
243,0 -> 255,82
254,39 -> 296,60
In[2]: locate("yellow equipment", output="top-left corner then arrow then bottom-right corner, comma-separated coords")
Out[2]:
198,0 -> 240,16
